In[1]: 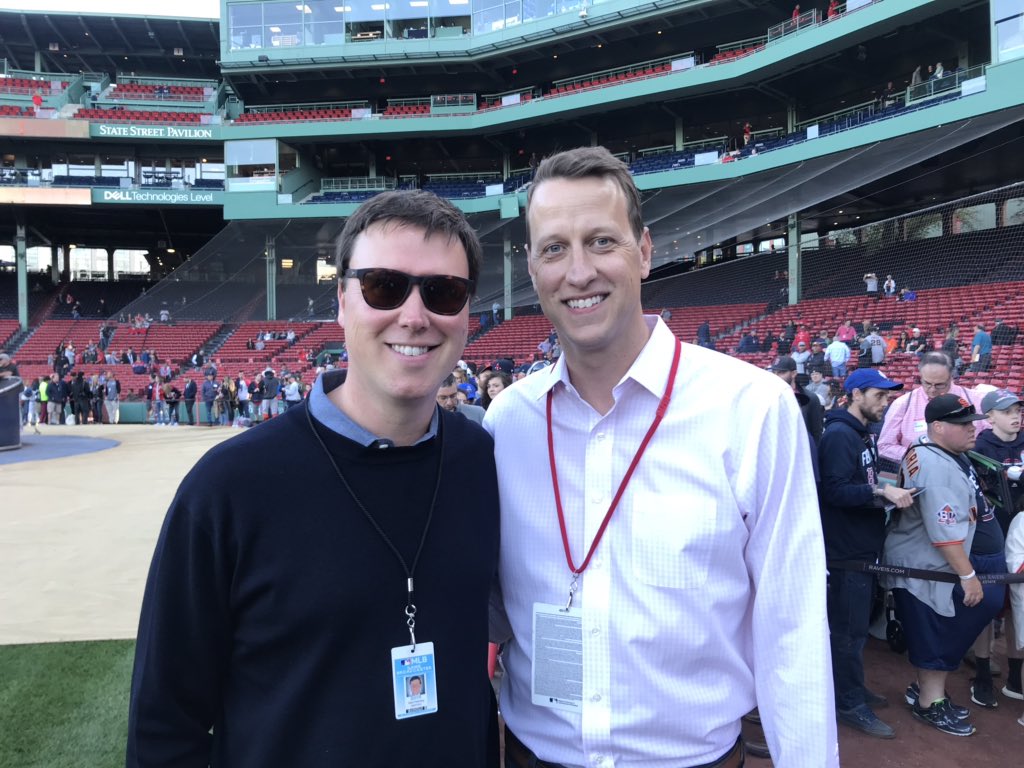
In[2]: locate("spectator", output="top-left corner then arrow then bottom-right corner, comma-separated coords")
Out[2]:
819,368 -> 911,739
737,331 -> 759,353
992,318 -> 1019,347
905,328 -> 928,356
883,274 -> 897,297
805,368 -> 830,406
863,272 -> 880,301
971,323 -> 993,372
807,341 -> 826,371
882,394 -> 999,737
860,326 -> 886,367
837,319 -> 857,346
826,334 -> 852,378
827,0 -> 839,19
878,351 -> 986,465
696,318 -> 712,348
792,341 -> 812,374
0,352 -> 18,379
941,327 -> 963,376
20,379 -> 40,434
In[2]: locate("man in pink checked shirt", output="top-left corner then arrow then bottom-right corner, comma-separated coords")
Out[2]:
878,351 -> 986,467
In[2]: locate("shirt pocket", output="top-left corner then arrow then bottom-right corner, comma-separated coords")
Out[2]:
631,494 -> 717,589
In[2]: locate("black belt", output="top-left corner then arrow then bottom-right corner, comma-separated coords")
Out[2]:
504,728 -> 744,768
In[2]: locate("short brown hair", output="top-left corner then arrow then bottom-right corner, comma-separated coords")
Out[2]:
334,189 -> 482,288
525,146 -> 644,243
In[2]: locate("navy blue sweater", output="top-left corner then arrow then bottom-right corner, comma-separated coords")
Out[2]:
127,403 -> 500,767
818,409 -> 885,560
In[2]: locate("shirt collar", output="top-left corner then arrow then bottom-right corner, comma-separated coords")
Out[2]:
532,315 -> 673,401
308,369 -> 438,447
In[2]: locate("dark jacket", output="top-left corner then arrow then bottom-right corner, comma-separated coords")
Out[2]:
818,408 -> 886,560
183,381 -> 197,400
974,427 -> 1024,512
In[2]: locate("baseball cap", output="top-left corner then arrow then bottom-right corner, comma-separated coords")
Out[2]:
981,389 -> 1023,413
797,341 -> 807,347
843,368 -> 904,394
492,358 -> 515,375
457,382 -> 477,400
925,394 -> 987,424
770,356 -> 796,373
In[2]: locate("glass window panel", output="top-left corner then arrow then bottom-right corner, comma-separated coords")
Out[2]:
994,0 -> 1024,21
1004,197 -> 1024,226
997,17 -> 1024,62
228,3 -> 264,49
226,139 -> 278,167
265,1 -> 304,46
954,204 -> 996,233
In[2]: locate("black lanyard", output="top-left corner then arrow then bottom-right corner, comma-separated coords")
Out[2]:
304,402 -> 444,649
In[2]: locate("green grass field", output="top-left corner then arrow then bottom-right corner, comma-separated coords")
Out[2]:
0,640 -> 134,768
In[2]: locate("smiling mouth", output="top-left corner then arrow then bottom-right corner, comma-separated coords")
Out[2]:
389,344 -> 433,357
565,295 -> 607,310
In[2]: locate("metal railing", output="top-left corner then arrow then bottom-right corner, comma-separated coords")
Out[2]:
907,63 -> 986,102
321,177 -> 397,192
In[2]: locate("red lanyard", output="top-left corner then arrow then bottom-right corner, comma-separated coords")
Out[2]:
546,338 -> 682,578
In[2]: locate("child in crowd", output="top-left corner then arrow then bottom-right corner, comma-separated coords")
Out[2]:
977,390 -> 1024,712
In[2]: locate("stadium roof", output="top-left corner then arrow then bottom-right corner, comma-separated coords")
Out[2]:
0,8 -> 221,78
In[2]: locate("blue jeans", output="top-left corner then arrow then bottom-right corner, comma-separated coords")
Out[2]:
827,568 -> 875,711
831,362 -> 847,378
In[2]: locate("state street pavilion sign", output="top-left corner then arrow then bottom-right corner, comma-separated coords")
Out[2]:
91,189 -> 223,205
91,124 -> 219,140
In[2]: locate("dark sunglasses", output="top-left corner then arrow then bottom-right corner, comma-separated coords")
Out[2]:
344,268 -> 474,316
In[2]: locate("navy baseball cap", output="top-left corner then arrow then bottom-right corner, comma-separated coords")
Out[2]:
844,368 -> 904,394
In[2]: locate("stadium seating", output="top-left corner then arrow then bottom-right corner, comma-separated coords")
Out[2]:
73,108 -> 206,124
0,77 -> 69,96
107,83 -> 207,102
234,107 -> 353,123
383,103 -> 430,117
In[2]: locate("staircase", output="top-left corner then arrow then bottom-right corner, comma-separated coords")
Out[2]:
206,323 -> 239,357
5,326 -> 32,354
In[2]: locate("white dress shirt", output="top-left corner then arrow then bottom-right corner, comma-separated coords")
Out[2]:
485,317 -> 837,768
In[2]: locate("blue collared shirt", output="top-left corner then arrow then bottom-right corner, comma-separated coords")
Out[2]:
307,369 -> 438,447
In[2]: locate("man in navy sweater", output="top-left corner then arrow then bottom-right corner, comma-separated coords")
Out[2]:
127,190 -> 500,767
819,368 -> 914,739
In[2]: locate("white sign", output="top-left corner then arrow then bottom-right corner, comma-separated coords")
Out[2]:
95,124 -> 215,140
97,189 -> 217,204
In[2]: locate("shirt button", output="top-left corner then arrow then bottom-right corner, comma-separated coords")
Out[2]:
596,432 -> 606,441
591,693 -> 602,702
591,627 -> 600,635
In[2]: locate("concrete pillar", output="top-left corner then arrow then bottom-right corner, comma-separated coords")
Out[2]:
16,223 -> 28,331
787,213 -> 801,305
105,248 -> 114,280
787,102 -> 797,133
50,244 -> 59,284
503,151 -> 510,179
503,230 -> 513,321
674,117 -> 684,151
265,235 -> 277,320
59,244 -> 70,283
